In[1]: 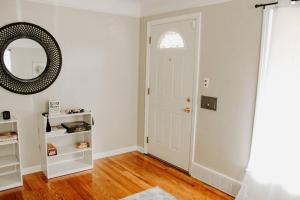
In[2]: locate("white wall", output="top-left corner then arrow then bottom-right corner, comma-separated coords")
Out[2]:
0,0 -> 140,169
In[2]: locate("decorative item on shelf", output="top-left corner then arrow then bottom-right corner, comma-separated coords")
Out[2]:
47,143 -> 57,156
48,101 -> 60,116
46,115 -> 51,133
50,125 -> 66,135
65,108 -> 85,114
0,132 -> 17,142
2,111 -> 10,120
76,142 -> 89,149
61,121 -> 91,133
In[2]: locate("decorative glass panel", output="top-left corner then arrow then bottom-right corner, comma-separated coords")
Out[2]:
158,32 -> 185,49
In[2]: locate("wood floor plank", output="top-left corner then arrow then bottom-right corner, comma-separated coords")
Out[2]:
0,152 -> 234,200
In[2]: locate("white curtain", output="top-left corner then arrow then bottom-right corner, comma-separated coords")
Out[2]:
236,3 -> 300,200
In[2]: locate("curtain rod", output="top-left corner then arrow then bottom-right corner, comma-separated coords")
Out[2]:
255,0 -> 299,9
255,2 -> 278,9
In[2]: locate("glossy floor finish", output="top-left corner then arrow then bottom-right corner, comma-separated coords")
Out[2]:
0,152 -> 234,200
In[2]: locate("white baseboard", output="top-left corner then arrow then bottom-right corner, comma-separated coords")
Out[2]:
137,146 -> 145,153
22,165 -> 41,175
191,162 -> 241,197
93,145 -> 139,160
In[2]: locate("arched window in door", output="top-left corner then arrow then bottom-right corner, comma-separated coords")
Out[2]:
158,32 -> 185,49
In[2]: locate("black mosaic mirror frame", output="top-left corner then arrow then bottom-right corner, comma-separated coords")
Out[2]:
0,22 -> 62,95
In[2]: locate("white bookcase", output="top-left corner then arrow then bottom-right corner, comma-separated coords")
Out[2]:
0,116 -> 23,191
39,112 -> 93,179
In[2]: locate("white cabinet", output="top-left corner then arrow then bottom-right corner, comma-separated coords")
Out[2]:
0,117 -> 23,191
39,112 -> 93,179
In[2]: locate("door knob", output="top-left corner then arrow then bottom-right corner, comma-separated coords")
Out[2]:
183,108 -> 191,113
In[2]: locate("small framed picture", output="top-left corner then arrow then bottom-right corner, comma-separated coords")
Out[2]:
49,101 -> 60,115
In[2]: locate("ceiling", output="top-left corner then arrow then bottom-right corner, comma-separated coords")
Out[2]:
140,0 -> 231,16
24,0 -> 232,17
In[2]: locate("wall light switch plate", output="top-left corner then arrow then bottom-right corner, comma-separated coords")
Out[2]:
204,78 -> 209,88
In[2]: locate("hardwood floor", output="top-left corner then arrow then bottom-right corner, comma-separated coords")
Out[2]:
0,152 -> 234,200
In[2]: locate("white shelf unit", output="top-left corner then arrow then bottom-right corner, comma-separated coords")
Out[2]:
39,112 -> 93,179
0,116 -> 23,191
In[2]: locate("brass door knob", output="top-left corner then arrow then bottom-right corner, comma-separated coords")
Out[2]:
184,108 -> 191,113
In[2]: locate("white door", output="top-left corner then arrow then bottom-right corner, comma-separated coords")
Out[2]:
147,19 -> 198,171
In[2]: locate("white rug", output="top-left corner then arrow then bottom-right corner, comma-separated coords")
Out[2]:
121,187 -> 177,200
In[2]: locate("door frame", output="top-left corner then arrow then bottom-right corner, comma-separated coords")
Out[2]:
144,13 -> 202,173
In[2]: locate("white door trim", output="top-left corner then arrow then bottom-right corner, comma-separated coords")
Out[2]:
144,13 -> 202,173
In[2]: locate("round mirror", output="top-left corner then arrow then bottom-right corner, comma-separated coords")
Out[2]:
0,22 -> 62,95
4,38 -> 47,80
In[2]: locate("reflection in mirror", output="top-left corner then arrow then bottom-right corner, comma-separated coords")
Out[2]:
4,39 -> 47,79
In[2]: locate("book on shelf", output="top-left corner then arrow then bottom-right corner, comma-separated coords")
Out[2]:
0,132 -> 17,142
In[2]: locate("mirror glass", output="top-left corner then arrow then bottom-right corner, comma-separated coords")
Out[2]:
3,39 -> 47,79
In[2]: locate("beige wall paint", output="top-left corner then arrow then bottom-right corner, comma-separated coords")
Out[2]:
138,0 -> 264,181
0,0 -> 139,168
